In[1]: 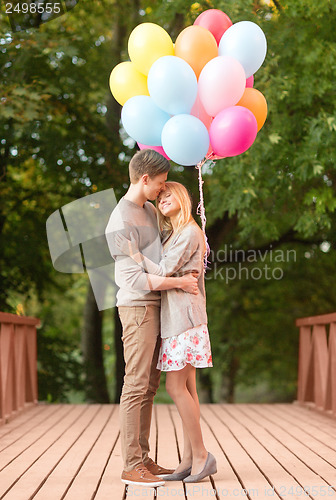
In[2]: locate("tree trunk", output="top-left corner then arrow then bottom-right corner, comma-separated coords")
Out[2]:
81,282 -> 110,403
113,306 -> 125,403
227,350 -> 239,403
197,369 -> 214,403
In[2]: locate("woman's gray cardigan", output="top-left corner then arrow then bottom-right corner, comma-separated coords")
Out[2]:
138,223 -> 208,338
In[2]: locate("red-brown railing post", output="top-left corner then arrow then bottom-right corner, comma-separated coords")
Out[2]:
296,312 -> 336,417
311,325 -> 328,409
324,323 -> 336,414
297,325 -> 312,403
0,312 -> 40,425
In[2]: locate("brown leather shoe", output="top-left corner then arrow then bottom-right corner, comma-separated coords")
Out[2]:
121,464 -> 165,487
144,457 -> 175,477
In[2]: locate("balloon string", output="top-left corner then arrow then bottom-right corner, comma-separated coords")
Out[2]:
195,158 -> 211,272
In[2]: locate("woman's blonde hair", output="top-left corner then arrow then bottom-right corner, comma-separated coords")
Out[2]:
156,181 -> 206,255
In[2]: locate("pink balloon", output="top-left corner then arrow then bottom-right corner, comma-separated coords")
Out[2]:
191,91 -> 212,130
137,143 -> 170,160
246,75 -> 254,88
198,56 -> 246,117
209,106 -> 258,157
194,9 -> 233,45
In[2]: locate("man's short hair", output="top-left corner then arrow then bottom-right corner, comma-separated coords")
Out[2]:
129,149 -> 170,184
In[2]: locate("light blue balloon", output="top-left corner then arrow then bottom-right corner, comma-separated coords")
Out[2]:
148,56 -> 198,115
219,21 -> 267,78
161,115 -> 209,166
121,95 -> 171,146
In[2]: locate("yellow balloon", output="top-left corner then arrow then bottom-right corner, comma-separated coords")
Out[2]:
128,23 -> 174,75
109,61 -> 149,106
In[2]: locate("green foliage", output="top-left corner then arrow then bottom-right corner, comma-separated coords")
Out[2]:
0,0 -> 129,310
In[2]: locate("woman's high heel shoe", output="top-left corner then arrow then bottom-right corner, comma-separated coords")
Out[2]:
183,452 -> 217,483
161,466 -> 192,481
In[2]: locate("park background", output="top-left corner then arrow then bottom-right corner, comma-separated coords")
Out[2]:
0,0 -> 335,406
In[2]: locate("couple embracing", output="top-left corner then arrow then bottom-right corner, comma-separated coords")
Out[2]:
105,149 -> 217,488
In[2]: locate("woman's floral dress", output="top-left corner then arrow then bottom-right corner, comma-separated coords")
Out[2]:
156,323 -> 213,372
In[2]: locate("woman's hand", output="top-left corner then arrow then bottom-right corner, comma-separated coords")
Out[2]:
115,232 -> 139,258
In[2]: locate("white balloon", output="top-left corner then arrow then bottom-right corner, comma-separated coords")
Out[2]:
198,56 -> 246,117
219,21 -> 267,78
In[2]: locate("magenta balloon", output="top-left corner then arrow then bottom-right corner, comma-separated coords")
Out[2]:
209,106 -> 258,157
246,75 -> 254,88
194,9 -> 233,45
137,142 -> 170,160
198,56 -> 246,117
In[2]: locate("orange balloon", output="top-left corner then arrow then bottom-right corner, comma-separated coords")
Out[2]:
175,25 -> 218,79
236,88 -> 267,131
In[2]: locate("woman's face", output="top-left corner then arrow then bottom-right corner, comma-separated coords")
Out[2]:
157,188 -> 180,218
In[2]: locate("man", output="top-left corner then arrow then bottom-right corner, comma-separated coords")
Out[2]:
105,149 -> 198,488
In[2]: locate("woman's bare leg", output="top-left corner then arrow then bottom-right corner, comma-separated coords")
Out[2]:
173,421 -> 192,473
174,366 -> 201,472
166,364 -> 208,475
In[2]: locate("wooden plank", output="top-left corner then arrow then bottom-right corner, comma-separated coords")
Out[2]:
218,404 -> 326,500
61,405 -> 117,499
0,404 -> 76,471
0,404 -> 51,440
227,405 -> 336,496
32,405 -> 115,500
0,405 -> 89,497
93,406 -> 126,500
148,404 -> 181,499
291,402 -> 336,429
258,404 -> 336,454
201,404 -> 279,499
0,403 -> 335,499
251,405 -> 336,468
3,405 -> 103,500
0,405 -> 63,451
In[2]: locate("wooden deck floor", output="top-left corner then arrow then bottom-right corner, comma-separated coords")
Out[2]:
0,403 -> 335,499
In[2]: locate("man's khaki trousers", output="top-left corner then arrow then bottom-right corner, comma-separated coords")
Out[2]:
118,304 -> 161,471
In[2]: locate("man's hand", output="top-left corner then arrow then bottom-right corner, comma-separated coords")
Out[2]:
115,232 -> 140,259
178,273 -> 199,295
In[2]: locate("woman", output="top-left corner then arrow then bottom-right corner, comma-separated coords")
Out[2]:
116,181 -> 216,483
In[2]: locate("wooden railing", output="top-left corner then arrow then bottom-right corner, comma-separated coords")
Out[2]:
296,312 -> 336,417
0,312 -> 40,425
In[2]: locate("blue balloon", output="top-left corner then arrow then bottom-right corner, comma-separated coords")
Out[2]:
161,114 -> 209,166
121,95 -> 171,146
148,56 -> 198,115
219,21 -> 267,78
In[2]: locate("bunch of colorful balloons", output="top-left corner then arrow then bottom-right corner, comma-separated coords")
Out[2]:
109,9 -> 268,166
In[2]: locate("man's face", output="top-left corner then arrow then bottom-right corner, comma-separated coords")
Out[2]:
143,172 -> 168,201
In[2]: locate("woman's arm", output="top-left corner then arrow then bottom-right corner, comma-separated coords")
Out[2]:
115,228 -> 200,277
